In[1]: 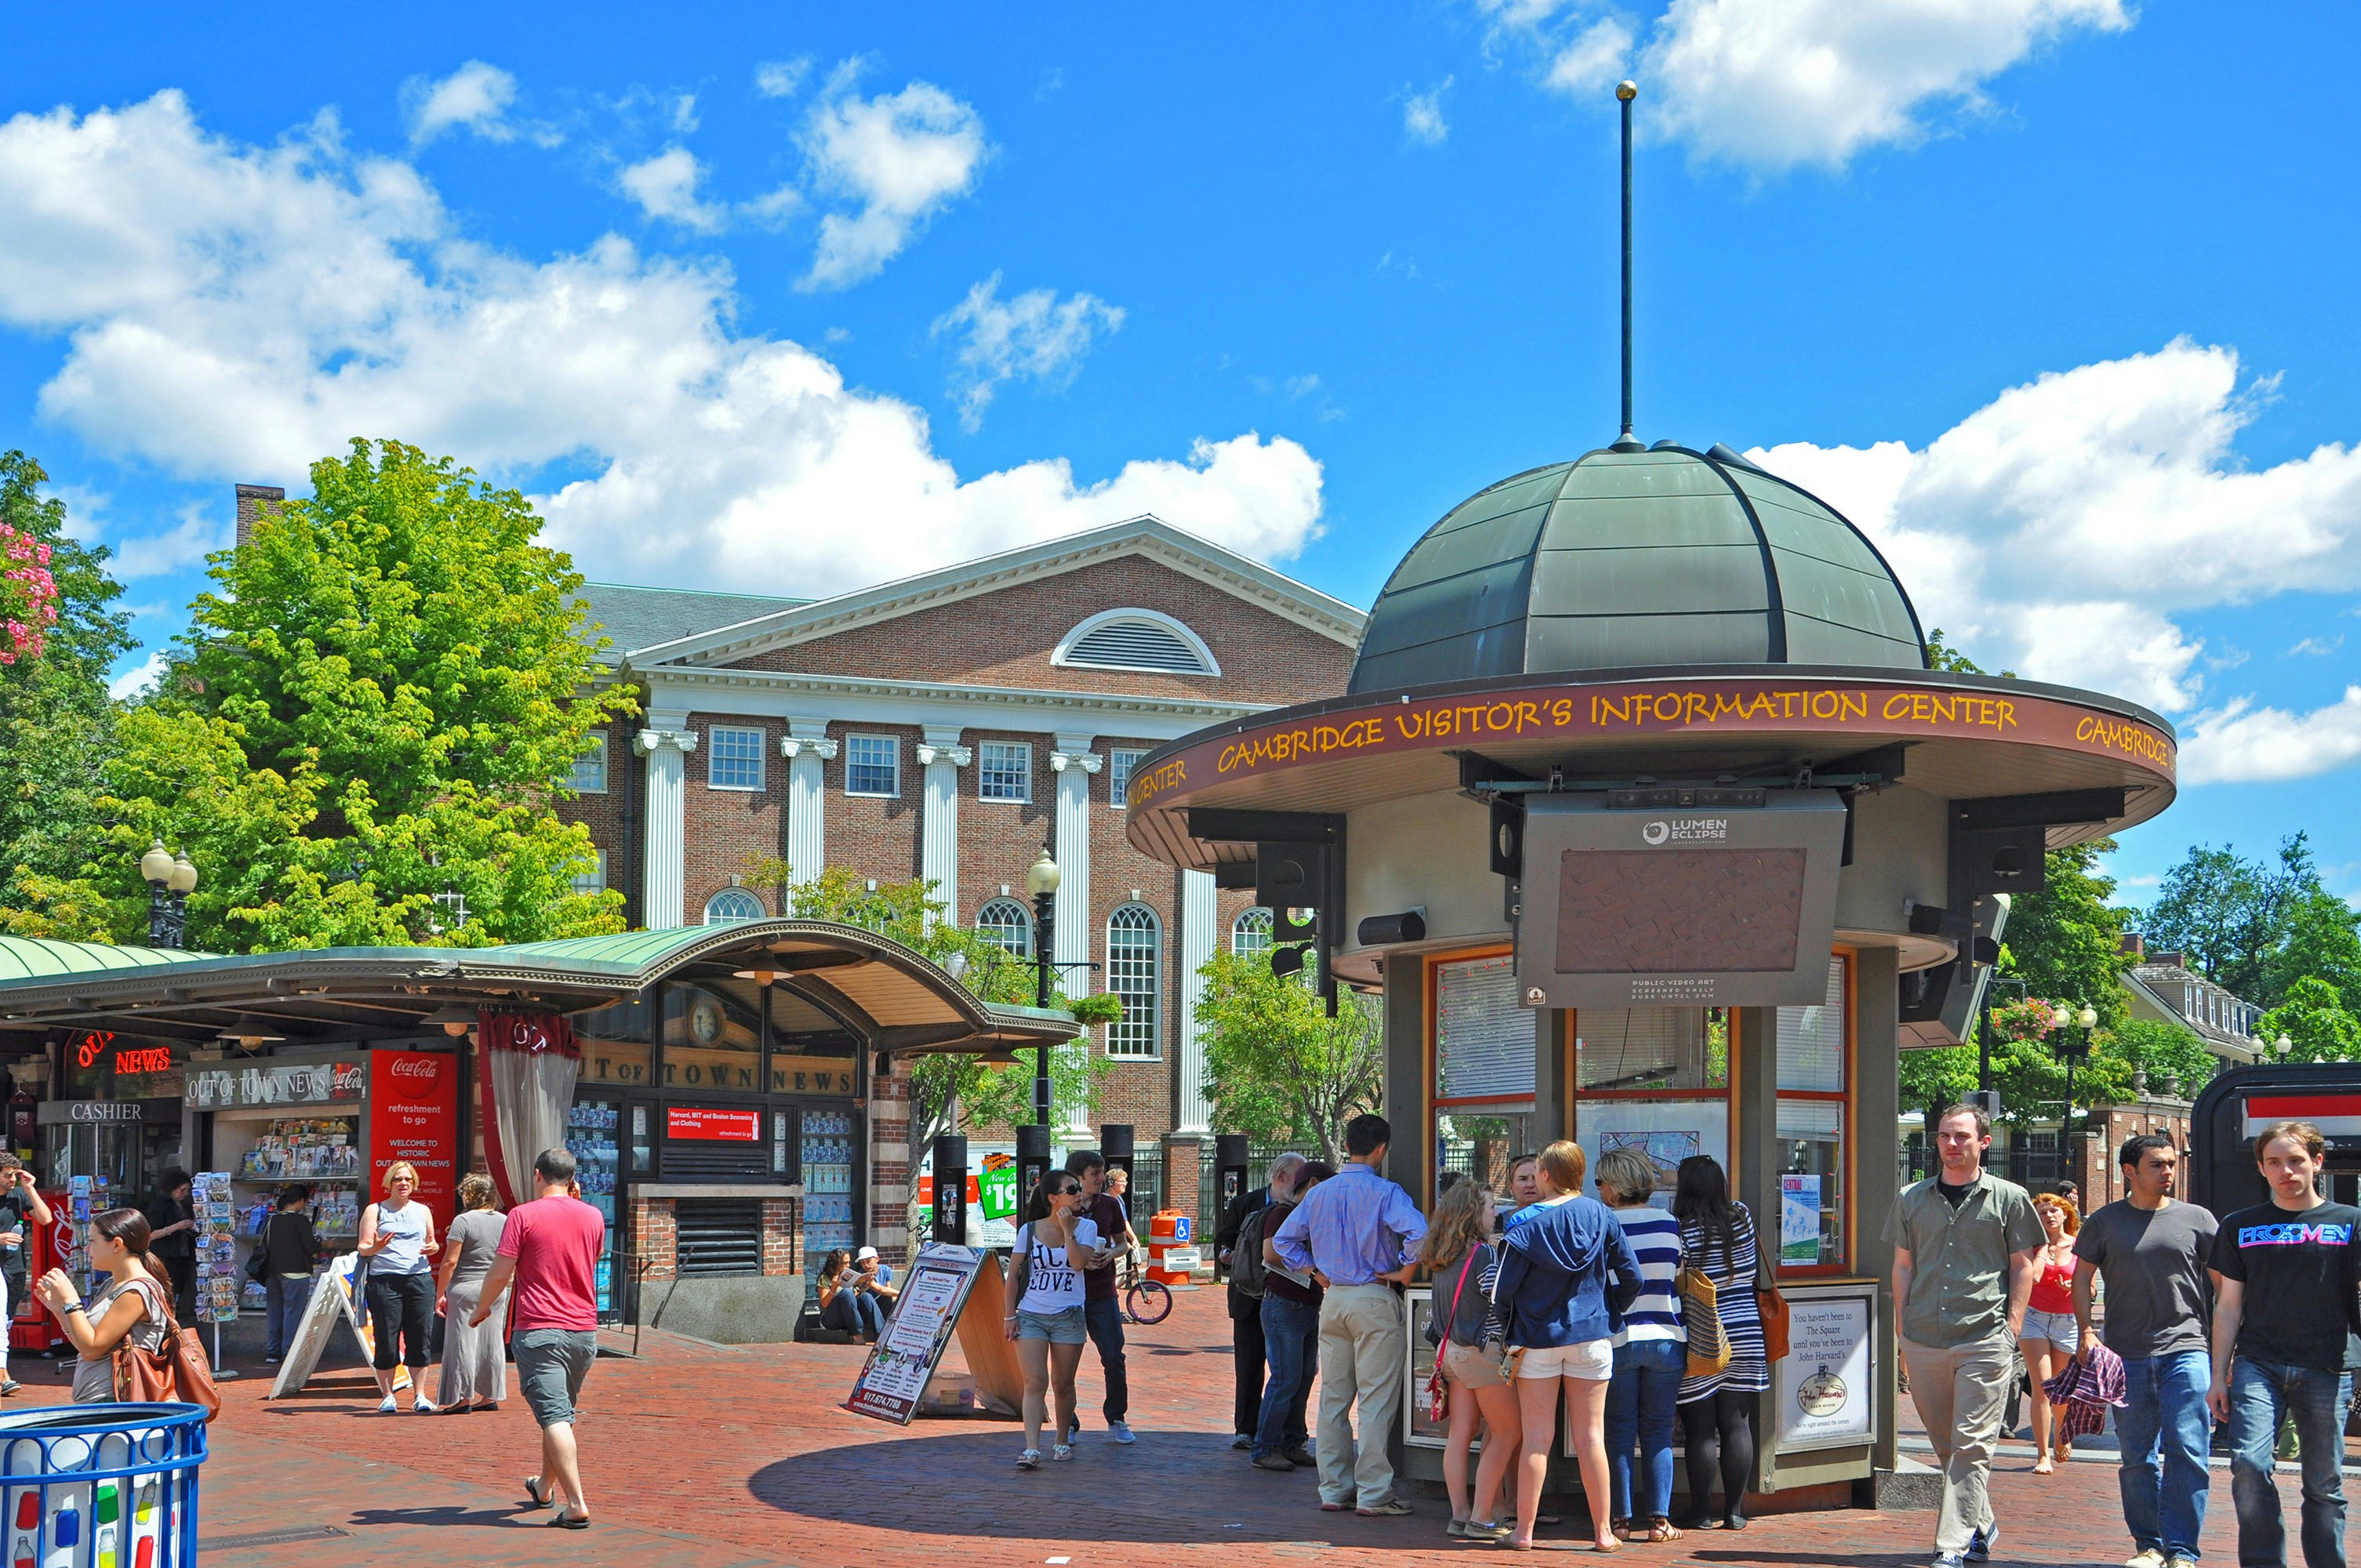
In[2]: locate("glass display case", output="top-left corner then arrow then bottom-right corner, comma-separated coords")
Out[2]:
799,1107 -> 855,1276
567,1094 -> 622,1316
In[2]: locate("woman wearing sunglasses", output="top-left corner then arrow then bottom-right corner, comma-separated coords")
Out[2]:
1004,1171 -> 1109,1469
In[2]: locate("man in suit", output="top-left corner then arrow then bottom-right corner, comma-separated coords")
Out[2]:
1217,1154 -> 1306,1450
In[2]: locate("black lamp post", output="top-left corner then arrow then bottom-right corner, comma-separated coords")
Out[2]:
140,840 -> 197,949
2058,1004 -> 2098,1180
1023,847 -> 1060,1127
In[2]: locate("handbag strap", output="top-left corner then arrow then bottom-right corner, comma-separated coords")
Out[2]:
1441,1247 -> 1478,1341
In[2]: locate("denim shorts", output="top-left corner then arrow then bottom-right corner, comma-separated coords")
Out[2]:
2021,1307 -> 2079,1352
1017,1305 -> 1088,1344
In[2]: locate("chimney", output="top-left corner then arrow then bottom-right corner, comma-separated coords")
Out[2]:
234,484 -> 285,550
2152,950 -> 2185,971
2119,933 -> 2145,959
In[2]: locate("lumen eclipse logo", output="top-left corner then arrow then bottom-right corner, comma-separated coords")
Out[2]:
1641,817 -> 1728,846
1642,821 -> 1669,845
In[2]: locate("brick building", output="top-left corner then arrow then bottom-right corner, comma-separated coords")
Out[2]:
563,517 -> 1362,1165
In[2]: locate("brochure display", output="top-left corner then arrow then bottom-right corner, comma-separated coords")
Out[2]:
844,1243 -> 992,1425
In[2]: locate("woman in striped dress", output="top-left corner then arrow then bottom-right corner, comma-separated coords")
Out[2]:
1670,1155 -> 1769,1531
1599,1147 -> 1688,1544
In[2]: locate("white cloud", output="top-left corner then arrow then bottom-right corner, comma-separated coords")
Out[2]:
1287,374 -> 1320,398
2181,691 -> 2361,786
1750,338 -> 2361,780
110,501 -> 229,579
402,61 -> 533,148
2291,634 -> 2345,657
1549,20 -> 1633,96
1402,78 -> 1454,145
932,274 -> 1125,432
107,649 -> 167,702
755,59 -> 812,100
799,78 -> 988,291
617,147 -> 725,231
0,91 -> 1323,600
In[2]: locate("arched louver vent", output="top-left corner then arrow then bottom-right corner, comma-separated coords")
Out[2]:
1059,615 -> 1214,675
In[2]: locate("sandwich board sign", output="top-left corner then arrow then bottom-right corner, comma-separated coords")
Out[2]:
844,1243 -> 990,1425
267,1253 -> 410,1399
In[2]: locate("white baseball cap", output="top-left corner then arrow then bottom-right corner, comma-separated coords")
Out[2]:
854,1246 -> 879,1261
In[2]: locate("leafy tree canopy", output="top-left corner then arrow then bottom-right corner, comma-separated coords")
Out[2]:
1197,948 -> 1384,1163
2141,833 -> 2346,1008
2258,976 -> 2361,1064
1997,840 -> 2131,1029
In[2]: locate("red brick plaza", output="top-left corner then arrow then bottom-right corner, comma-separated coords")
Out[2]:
12,1289 -> 2288,1568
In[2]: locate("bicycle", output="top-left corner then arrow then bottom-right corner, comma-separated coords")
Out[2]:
1117,1246 -> 1173,1325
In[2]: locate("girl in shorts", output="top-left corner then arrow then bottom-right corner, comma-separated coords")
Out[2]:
2023,1192 -> 2082,1472
1004,1171 -> 1104,1469
1419,1179 -> 1518,1541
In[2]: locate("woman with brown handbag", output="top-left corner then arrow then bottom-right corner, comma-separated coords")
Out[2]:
34,1207 -> 170,1402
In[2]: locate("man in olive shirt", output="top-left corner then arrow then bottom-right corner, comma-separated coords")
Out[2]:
1891,1103 -> 2045,1568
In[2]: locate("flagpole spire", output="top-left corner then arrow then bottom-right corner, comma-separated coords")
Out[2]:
1611,78 -> 1644,453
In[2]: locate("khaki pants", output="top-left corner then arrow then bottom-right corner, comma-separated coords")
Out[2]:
1902,1336 -> 2014,1555
1316,1283 -> 1407,1508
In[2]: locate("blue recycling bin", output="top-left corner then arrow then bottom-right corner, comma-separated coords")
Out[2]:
0,1403 -> 207,1566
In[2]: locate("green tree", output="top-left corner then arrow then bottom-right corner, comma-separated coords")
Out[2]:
2257,976 -> 2361,1064
2142,836 -> 2318,1004
1197,948 -> 1385,1163
2264,887 -> 2361,1012
0,453 -> 134,935
2090,1018 -> 2219,1098
1997,840 -> 2131,1029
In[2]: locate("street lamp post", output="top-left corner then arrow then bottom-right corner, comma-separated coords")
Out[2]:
1023,847 -> 1060,1126
139,840 -> 197,949
2060,1004 -> 2098,1186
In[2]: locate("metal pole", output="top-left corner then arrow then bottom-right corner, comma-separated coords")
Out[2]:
1032,891 -> 1055,1127
1613,80 -> 1640,452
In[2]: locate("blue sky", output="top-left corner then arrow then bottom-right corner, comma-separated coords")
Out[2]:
2,2 -> 2358,917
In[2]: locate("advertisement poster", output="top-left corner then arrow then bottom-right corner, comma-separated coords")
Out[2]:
667,1106 -> 762,1142
366,1051 -> 458,1232
1774,1290 -> 1873,1453
1781,1174 -> 1823,1265
978,1153 -> 1018,1222
845,1243 -> 987,1425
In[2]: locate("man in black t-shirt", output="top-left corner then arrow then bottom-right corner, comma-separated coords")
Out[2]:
1065,1152 -> 1137,1446
0,1156 -> 52,1397
2208,1120 -> 2361,1568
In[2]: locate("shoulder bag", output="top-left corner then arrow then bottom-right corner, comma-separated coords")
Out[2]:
111,1279 -> 221,1421
1754,1215 -> 1791,1363
1676,1248 -> 1731,1378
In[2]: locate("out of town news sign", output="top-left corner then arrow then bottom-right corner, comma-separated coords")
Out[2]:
1128,676 -> 2175,809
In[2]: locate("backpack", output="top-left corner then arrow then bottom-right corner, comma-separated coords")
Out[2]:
1231,1205 -> 1271,1299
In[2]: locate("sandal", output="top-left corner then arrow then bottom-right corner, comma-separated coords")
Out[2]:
545,1508 -> 590,1530
1015,1449 -> 1041,1470
1645,1520 -> 1684,1543
521,1476 -> 552,1509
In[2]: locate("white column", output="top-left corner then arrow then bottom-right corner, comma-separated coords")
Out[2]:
1050,739 -> 1102,1138
779,720 -> 837,889
634,724 -> 699,929
1175,868 -> 1216,1136
915,728 -> 970,923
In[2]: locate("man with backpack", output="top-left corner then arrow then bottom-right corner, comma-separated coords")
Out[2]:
1219,1154 -> 1306,1451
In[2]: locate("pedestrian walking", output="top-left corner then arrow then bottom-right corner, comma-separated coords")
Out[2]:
1891,1103 -> 2044,1568
358,1160 -> 442,1414
1066,1150 -> 1139,1446
1004,1169 -> 1104,1469
1250,1160 -> 1334,1472
2071,1133 -> 2217,1568
1491,1139 -> 1642,1552
470,1147 -> 607,1530
2023,1193 -> 2083,1472
0,1154 -> 53,1395
33,1207 -> 169,1403
1272,1113 -> 1428,1517
1219,1152 -> 1306,1451
2207,1120 -> 2361,1568
1418,1178 -> 1519,1541
1597,1148 -> 1687,1544
435,1172 -> 508,1412
258,1185 -> 326,1363
1670,1154 -> 1767,1533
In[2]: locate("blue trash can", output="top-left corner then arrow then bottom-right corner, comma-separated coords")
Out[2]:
0,1403 -> 206,1566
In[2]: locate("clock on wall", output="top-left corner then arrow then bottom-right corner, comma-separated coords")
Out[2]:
689,994 -> 726,1046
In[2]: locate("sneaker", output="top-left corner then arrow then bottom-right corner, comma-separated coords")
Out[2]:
1319,1500 -> 1349,1512
2125,1552 -> 2165,1568
262,1356 -> 281,1366
1967,1523 -> 1999,1563
0,1380 -> 19,1397
2163,1557 -> 2199,1568
1280,1446 -> 1317,1468
1932,1555 -> 1967,1568
1356,1497 -> 1415,1517
1052,1443 -> 1075,1462
1251,1453 -> 1295,1472
413,1399 -> 439,1415
1015,1450 -> 1041,1470
1231,1436 -> 1251,1450
376,1395 -> 398,1414
1463,1521 -> 1512,1542
1107,1421 -> 1136,1445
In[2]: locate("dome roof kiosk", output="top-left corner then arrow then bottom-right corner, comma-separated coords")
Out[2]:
1123,82 -> 2177,1507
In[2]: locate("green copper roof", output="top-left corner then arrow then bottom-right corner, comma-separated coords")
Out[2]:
1349,445 -> 1927,694
0,937 -> 223,982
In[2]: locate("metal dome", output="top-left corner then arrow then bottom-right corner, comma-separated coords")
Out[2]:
1348,444 -> 1928,695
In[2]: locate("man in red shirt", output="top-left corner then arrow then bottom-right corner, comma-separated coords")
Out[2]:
472,1147 -> 606,1530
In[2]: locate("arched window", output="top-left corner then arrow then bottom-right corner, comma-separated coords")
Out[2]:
1105,904 -> 1162,1058
1053,609 -> 1219,676
975,898 -> 1033,957
1232,908 -> 1273,959
703,887 -> 767,924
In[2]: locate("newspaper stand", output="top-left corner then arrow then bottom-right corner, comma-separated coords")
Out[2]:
0,1402 -> 206,1566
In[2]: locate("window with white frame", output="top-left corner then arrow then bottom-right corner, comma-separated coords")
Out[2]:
569,732 -> 608,793
1232,907 -> 1273,958
707,726 -> 765,790
845,734 -> 899,797
976,898 -> 1032,957
1108,749 -> 1146,808
703,887 -> 767,924
1105,903 -> 1161,1058
571,850 -> 608,897
978,742 -> 1031,803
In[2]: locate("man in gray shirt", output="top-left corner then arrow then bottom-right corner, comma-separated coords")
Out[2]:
2072,1133 -> 2216,1568
1891,1103 -> 2044,1568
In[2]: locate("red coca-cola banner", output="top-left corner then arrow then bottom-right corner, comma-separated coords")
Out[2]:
667,1107 -> 761,1142
368,1051 -> 460,1231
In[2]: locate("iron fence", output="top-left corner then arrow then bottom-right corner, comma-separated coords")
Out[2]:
1198,1140 -> 1324,1231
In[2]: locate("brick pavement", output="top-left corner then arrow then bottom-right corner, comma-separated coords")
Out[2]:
2,1288 -> 2332,1567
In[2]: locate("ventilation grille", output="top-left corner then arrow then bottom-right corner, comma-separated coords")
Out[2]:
663,1138 -> 771,1181
675,1200 -> 764,1276
1063,619 -> 1210,673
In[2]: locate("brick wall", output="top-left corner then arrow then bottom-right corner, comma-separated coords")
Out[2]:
559,724 -> 637,920
632,1196 -> 678,1283
761,1196 -> 800,1277
824,721 -> 926,884
870,1061 -> 911,1266
683,711 -> 788,918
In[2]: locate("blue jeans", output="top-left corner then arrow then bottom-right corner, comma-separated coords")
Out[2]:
1084,1294 -> 1129,1424
2115,1349 -> 2212,1560
822,1289 -> 886,1339
1254,1294 -> 1319,1459
264,1272 -> 315,1359
1606,1338 -> 1686,1523
2228,1354 -> 2352,1568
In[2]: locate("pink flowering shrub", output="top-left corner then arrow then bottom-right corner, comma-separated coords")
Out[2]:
0,521 -> 56,665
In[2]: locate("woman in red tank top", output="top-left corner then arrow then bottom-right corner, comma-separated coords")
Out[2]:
2021,1192 -> 2081,1472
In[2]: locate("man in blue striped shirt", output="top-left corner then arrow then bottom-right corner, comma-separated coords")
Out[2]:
1273,1113 -> 1427,1515
1596,1147 -> 1687,1538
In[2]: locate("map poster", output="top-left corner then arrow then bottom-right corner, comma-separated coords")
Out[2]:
1774,1290 -> 1873,1453
845,1243 -> 988,1425
1781,1174 -> 1822,1264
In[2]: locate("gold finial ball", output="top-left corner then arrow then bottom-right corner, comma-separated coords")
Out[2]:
1615,80 -> 1637,102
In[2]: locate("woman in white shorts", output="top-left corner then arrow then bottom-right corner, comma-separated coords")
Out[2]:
2022,1192 -> 2083,1472
1004,1171 -> 1104,1470
1490,1141 -> 1644,1552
